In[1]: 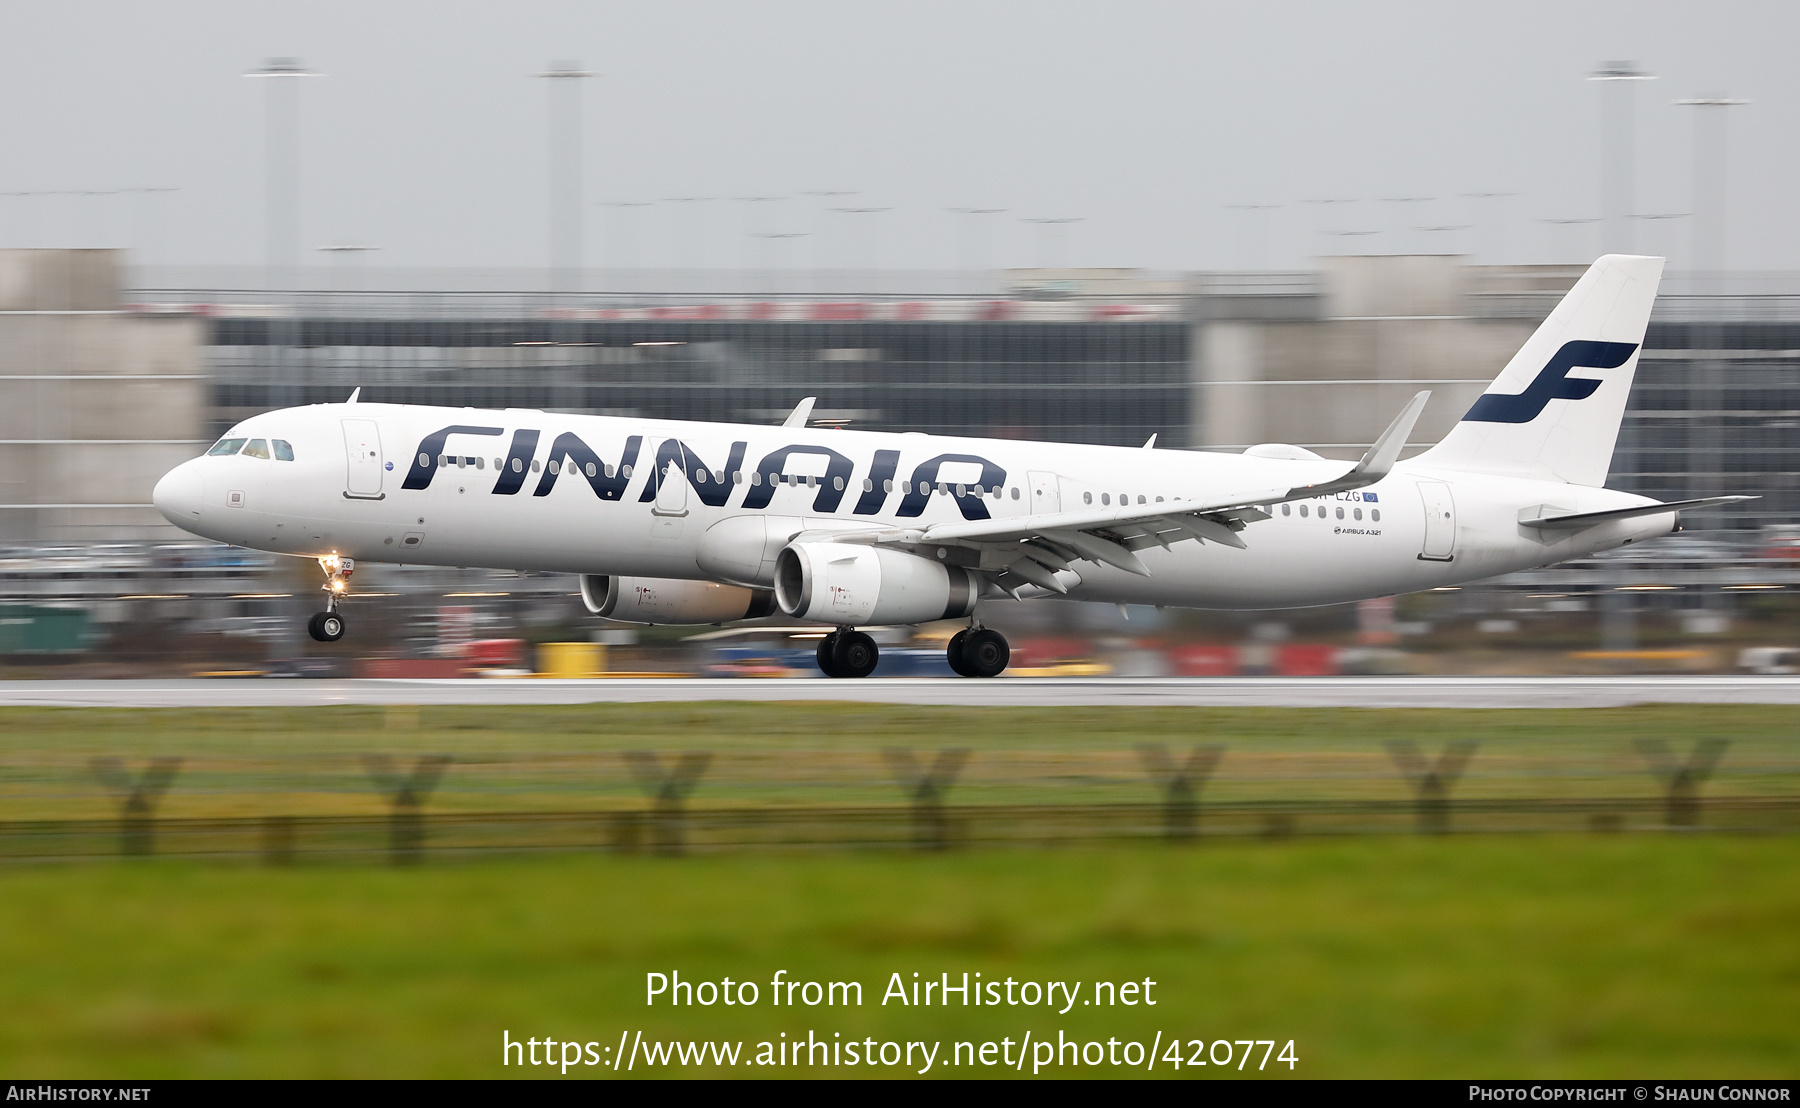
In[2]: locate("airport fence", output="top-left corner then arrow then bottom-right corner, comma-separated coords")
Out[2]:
2,740 -> 1795,865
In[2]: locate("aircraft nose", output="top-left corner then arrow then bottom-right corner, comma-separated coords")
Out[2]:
152,462 -> 204,525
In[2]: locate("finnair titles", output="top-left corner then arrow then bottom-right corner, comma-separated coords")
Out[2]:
153,255 -> 1747,677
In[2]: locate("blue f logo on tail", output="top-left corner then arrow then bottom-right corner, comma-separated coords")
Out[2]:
1462,340 -> 1639,424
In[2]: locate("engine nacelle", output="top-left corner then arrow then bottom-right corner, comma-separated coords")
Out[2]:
579,574 -> 775,625
773,542 -> 978,626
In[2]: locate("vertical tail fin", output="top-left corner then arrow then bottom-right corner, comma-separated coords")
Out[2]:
1419,254 -> 1664,486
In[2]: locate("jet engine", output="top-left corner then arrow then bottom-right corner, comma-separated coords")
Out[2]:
773,542 -> 978,625
579,574 -> 775,625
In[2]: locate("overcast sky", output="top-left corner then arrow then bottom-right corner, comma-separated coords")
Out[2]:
1,0 -> 1795,273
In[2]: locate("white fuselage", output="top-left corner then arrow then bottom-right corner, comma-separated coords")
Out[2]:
152,402 -> 1675,612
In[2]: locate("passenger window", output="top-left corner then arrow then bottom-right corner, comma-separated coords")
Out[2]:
1282,504 -> 1291,516
1353,507 -> 1362,520
208,438 -> 247,457
884,479 -> 894,493
834,476 -> 845,491
548,460 -> 561,475
585,462 -> 597,477
475,458 -> 485,471
511,458 -> 522,473
734,471 -> 745,485
1102,493 -> 1111,506
1083,491 -> 1093,505
1138,495 -> 1146,505
1299,504 -> 1308,517
273,439 -> 295,461
1371,509 -> 1381,522
605,463 -> 616,478
1335,506 -> 1344,519
622,465 -> 633,478
531,459 -> 541,473
1010,487 -> 1020,500
1155,496 -> 1163,503
418,452 -> 430,467
862,478 -> 873,492
241,439 -> 271,459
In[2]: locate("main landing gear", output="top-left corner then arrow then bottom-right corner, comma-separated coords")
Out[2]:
816,629 -> 879,679
812,624 -> 1012,678
947,624 -> 1009,678
307,555 -> 353,643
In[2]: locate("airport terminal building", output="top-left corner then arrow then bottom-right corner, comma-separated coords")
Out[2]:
0,249 -> 1795,656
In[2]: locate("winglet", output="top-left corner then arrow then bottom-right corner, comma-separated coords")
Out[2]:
1142,433 -> 1157,449
1285,390 -> 1429,498
781,397 -> 817,427
347,387 -> 361,404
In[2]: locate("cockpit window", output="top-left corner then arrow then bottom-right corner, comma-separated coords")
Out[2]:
241,438 -> 272,460
272,439 -> 295,461
207,438 -> 247,456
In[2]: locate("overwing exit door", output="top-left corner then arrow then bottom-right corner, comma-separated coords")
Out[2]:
1029,471 -> 1061,514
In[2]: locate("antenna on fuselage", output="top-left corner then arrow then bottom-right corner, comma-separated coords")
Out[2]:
781,396 -> 816,427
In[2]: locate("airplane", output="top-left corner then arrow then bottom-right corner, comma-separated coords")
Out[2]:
152,254 -> 1748,678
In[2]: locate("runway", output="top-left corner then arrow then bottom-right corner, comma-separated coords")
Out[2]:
2,676 -> 1798,709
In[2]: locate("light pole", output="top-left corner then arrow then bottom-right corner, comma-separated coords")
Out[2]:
1675,95 -> 1748,277
1589,62 -> 1655,254
1021,217 -> 1082,270
832,207 -> 891,290
734,196 -> 787,275
597,201 -> 653,291
1301,199 -> 1355,259
1461,192 -> 1518,264
1539,217 -> 1600,262
661,197 -> 715,287
537,62 -> 592,295
1631,212 -> 1689,262
245,58 -> 320,294
946,207 -> 1007,279
1675,94 -> 1749,540
1224,204 -> 1280,269
1377,197 -> 1433,255
317,244 -> 379,294
751,232 -> 806,296
801,190 -> 857,289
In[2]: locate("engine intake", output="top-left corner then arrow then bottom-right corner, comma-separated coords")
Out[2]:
773,542 -> 978,625
579,574 -> 774,625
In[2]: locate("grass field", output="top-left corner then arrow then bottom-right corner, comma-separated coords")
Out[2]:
1,839 -> 1797,1078
0,704 -> 1796,1078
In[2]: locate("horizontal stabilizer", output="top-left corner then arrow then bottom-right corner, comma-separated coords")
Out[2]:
1517,495 -> 1756,530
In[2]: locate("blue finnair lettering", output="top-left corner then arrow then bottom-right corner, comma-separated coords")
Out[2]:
533,432 -> 642,500
1461,340 -> 1639,424
741,444 -> 855,513
402,425 -> 504,490
897,454 -> 1007,521
637,439 -> 748,509
407,425 -> 1008,519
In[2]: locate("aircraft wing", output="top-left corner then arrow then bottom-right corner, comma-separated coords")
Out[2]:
838,392 -> 1431,593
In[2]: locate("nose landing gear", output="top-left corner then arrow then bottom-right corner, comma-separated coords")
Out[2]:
308,555 -> 353,643
816,628 -> 879,678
